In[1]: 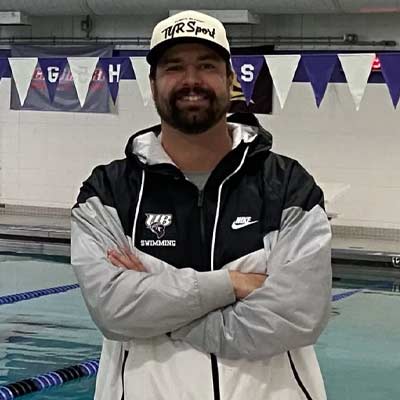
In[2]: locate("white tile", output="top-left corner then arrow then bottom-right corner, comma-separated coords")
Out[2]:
1,168 -> 19,185
1,183 -> 19,202
19,169 -> 49,186
1,152 -> 19,169
1,132 -> 19,154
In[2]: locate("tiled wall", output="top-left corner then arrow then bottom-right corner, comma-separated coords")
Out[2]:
1,78 -> 399,228
261,83 -> 400,229
0,79 -> 159,208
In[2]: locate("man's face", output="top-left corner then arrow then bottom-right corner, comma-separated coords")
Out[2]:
150,43 -> 233,135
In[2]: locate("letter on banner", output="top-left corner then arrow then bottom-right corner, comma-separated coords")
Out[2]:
108,64 -> 121,83
241,64 -> 255,83
48,67 -> 60,83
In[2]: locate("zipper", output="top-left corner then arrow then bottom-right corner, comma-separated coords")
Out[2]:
207,146 -> 250,400
198,188 -> 220,400
198,189 -> 205,241
287,351 -> 313,400
198,188 -> 221,400
120,350 -> 129,400
197,189 -> 207,270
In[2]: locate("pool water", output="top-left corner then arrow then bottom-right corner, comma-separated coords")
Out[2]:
0,255 -> 101,399
1,254 -> 399,399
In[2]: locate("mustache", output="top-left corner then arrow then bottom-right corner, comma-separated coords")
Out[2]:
171,87 -> 215,102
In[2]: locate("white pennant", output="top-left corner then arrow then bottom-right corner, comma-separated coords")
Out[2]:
9,57 -> 38,106
264,55 -> 301,109
130,57 -> 152,106
68,57 -> 99,107
338,53 -> 375,110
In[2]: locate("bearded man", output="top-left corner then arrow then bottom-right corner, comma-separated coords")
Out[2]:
71,10 -> 332,400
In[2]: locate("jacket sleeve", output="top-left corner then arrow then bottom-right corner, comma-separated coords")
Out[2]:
170,162 -> 332,360
71,167 -> 235,342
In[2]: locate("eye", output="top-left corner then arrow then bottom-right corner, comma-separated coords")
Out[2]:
165,64 -> 182,72
202,63 -> 216,70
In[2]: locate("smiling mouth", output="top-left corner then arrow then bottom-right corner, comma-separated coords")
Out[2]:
178,95 -> 208,102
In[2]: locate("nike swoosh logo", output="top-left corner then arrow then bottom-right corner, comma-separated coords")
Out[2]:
231,220 -> 259,230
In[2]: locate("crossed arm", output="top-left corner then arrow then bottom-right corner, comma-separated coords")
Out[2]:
72,202 -> 330,361
104,204 -> 331,360
71,199 -> 266,343
107,249 -> 266,300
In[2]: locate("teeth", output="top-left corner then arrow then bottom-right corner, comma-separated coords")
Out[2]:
182,95 -> 204,101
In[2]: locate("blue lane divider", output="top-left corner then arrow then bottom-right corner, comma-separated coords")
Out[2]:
0,284 -> 79,306
0,359 -> 99,399
332,289 -> 362,302
331,280 -> 398,303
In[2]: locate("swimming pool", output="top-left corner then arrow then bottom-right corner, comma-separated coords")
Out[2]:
1,254 -> 399,399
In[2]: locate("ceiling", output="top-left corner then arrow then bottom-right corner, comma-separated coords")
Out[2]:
1,0 -> 400,16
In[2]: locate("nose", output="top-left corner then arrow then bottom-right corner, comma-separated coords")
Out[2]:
180,65 -> 202,87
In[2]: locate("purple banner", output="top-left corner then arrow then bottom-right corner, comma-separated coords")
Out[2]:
377,53 -> 400,108
301,54 -> 338,107
11,45 -> 113,113
0,58 -> 8,80
98,57 -> 132,104
231,56 -> 265,105
38,58 -> 68,102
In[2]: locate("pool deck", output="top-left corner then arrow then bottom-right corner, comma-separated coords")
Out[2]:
0,213 -> 399,261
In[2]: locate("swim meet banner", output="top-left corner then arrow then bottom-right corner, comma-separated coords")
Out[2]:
1,50 -> 400,112
10,45 -> 113,113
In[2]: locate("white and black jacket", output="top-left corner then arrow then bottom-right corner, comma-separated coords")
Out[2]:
71,122 -> 332,400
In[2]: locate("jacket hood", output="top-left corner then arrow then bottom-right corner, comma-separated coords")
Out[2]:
125,123 -> 273,166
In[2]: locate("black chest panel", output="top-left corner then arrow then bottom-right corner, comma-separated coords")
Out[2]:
133,160 -> 283,272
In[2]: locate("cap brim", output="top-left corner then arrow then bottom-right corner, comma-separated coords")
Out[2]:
146,37 -> 230,66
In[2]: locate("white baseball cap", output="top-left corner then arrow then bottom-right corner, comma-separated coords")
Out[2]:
147,10 -> 231,66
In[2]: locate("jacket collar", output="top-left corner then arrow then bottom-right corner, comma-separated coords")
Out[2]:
125,123 -> 272,166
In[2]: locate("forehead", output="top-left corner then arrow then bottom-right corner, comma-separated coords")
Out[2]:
158,42 -> 224,64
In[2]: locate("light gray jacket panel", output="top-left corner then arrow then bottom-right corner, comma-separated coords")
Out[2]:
71,197 -> 235,341
170,204 -> 332,360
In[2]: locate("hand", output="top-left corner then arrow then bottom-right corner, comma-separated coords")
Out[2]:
228,271 -> 267,300
107,249 -> 146,272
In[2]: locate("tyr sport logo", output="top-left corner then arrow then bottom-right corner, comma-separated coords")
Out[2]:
145,214 -> 172,239
161,20 -> 216,41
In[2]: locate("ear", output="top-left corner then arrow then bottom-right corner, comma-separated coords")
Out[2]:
149,76 -> 156,100
227,70 -> 234,95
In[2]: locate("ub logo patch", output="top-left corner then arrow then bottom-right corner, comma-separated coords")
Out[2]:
145,214 -> 172,239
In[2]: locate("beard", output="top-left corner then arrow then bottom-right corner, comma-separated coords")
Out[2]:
153,85 -> 231,135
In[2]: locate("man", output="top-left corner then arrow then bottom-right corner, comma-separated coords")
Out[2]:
71,10 -> 332,400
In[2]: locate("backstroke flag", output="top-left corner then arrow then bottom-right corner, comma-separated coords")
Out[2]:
231,56 -> 265,105
98,57 -> 133,104
38,58 -> 68,103
377,53 -> 400,108
8,57 -> 37,106
229,55 -> 273,114
0,58 -> 9,81
10,45 -> 113,113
